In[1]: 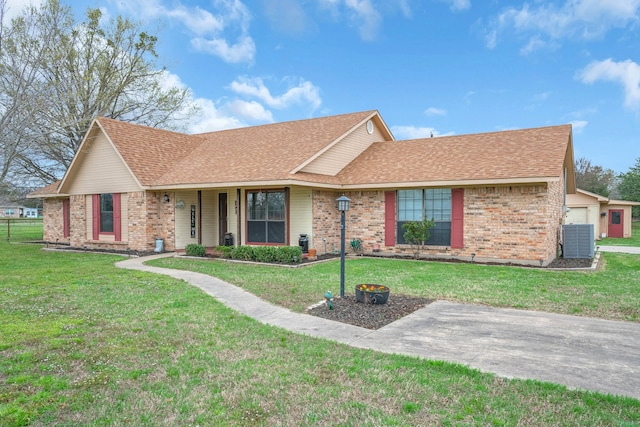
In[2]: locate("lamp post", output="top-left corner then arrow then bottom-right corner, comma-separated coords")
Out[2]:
336,194 -> 351,298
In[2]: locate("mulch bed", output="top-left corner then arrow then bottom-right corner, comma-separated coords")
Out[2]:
307,294 -> 434,330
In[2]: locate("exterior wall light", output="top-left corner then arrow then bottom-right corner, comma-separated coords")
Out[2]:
163,193 -> 170,203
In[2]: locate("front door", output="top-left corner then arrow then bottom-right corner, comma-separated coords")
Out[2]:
608,209 -> 624,238
219,193 -> 228,245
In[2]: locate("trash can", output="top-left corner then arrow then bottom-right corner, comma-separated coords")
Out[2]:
224,232 -> 233,246
299,234 -> 309,253
154,238 -> 164,253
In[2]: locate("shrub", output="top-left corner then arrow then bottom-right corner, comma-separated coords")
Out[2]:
252,246 -> 278,263
185,243 -> 206,257
230,245 -> 253,261
275,246 -> 303,263
402,218 -> 435,259
216,245 -> 233,259
215,245 -> 303,263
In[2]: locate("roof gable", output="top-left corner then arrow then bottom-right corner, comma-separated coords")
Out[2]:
97,117 -> 205,186
153,110 -> 379,186
59,121 -> 142,194
336,124 -> 574,187
296,112 -> 393,176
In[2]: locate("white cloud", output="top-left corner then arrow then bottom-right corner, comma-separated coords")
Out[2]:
424,107 -> 447,116
264,0 -> 309,34
224,100 -> 274,122
111,0 -> 255,63
441,0 -> 470,12
182,74 -> 324,133
189,98 -> 247,134
345,0 -> 382,40
3,0 -> 46,24
570,120 -> 588,133
486,0 -> 640,51
3,0 -> 44,20
519,36 -> 547,55
463,91 -> 477,104
191,35 -> 255,64
391,126 -> 452,140
229,76 -> 322,110
578,58 -> 640,109
316,0 -> 382,40
532,91 -> 552,102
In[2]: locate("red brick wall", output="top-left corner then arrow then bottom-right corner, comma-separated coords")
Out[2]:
463,183 -> 561,264
43,191 -> 177,252
312,184 -> 563,265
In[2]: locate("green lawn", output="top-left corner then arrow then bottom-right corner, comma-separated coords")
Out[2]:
2,225 -> 640,425
599,221 -> 640,247
0,219 -> 43,242
151,252 -> 640,322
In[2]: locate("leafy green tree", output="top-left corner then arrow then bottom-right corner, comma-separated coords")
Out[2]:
617,157 -> 640,218
0,0 -> 197,185
574,157 -> 616,197
402,218 -> 435,259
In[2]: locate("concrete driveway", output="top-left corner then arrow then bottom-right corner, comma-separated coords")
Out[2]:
118,254 -> 640,401
354,301 -> 640,400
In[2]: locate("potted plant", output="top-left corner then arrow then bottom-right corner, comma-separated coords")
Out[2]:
355,284 -> 390,304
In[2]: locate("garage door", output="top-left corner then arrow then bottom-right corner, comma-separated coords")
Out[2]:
566,207 -> 588,224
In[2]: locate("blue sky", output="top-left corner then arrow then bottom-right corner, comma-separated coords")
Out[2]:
7,0 -> 640,173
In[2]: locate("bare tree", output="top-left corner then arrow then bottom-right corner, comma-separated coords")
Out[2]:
574,157 -> 617,197
1,0 -> 197,186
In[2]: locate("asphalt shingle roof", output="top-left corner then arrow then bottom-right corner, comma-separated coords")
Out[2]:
35,112 -> 573,195
337,124 -> 572,186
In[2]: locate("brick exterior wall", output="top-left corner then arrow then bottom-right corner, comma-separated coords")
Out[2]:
43,191 -> 177,252
462,183 -> 562,264
42,198 -> 68,244
69,194 -> 86,247
312,184 -> 564,265
41,183 -> 563,263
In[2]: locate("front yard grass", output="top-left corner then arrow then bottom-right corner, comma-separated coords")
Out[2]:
151,252 -> 640,322
2,234 -> 640,425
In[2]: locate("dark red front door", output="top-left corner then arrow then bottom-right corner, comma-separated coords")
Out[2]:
608,209 -> 624,238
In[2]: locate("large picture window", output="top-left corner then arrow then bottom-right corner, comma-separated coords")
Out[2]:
397,189 -> 452,246
247,190 -> 286,244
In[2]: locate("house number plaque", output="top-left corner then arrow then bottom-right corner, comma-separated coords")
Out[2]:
191,205 -> 196,238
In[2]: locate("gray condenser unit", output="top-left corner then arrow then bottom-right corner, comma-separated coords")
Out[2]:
563,224 -> 594,259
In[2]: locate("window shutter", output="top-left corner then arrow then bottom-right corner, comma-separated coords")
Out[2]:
113,193 -> 122,241
92,194 -> 100,240
384,191 -> 396,246
451,188 -> 464,248
62,199 -> 70,238
284,187 -> 290,246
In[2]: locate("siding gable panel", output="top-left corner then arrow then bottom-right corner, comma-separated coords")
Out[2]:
67,130 -> 141,195
300,121 -> 388,176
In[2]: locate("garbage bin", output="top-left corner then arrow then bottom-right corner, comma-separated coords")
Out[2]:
154,238 -> 164,253
299,234 -> 309,254
224,232 -> 233,246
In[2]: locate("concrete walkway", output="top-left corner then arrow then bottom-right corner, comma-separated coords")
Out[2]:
598,245 -> 640,254
116,254 -> 640,401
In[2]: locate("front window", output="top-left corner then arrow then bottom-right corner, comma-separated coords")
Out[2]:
247,190 -> 285,244
397,189 -> 452,246
100,194 -> 114,233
